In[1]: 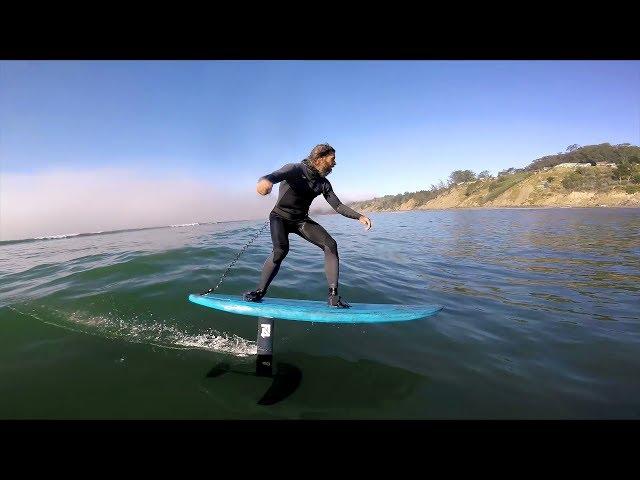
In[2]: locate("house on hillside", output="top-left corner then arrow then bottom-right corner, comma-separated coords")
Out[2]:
498,167 -> 524,176
555,162 -> 583,168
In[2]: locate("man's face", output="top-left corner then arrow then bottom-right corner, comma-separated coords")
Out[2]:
316,154 -> 336,176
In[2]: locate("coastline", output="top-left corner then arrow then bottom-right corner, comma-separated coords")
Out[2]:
354,205 -> 640,215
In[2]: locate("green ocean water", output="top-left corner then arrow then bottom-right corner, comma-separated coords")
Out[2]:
1,208 -> 639,419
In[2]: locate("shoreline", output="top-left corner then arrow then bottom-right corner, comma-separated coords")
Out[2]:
351,205 -> 640,214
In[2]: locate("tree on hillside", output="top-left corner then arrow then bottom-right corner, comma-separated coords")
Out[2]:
430,180 -> 447,192
449,170 -> 476,185
478,170 -> 492,179
566,144 -> 580,152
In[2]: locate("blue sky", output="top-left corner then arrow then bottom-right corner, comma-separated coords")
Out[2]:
1,60 -> 639,239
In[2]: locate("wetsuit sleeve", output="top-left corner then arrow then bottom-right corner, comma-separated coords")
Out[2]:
322,181 -> 363,220
259,163 -> 299,184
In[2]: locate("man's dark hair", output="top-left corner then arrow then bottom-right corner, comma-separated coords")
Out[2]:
308,143 -> 335,162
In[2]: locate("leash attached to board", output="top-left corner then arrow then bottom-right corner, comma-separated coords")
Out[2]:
200,219 -> 270,296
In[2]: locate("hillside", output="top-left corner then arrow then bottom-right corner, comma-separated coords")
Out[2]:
347,143 -> 640,212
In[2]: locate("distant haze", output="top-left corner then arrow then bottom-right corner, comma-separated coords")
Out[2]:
0,168 -> 374,241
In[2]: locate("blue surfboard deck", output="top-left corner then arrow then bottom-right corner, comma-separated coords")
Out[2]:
188,293 -> 444,323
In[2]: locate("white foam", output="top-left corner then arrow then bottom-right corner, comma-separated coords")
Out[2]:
32,229 -> 104,240
169,223 -> 200,228
34,233 -> 82,240
9,306 -> 257,357
173,332 -> 257,356
65,310 -> 257,356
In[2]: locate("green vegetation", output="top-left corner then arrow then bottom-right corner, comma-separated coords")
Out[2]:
612,159 -> 640,183
483,172 -> 532,203
465,180 -> 484,196
561,167 -> 616,191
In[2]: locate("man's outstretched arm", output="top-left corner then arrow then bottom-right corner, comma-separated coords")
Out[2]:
323,182 -> 372,230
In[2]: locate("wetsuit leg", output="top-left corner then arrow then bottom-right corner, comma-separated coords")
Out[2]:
295,218 -> 339,289
257,213 -> 290,292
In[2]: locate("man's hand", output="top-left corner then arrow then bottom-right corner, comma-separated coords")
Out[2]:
359,215 -> 372,231
257,179 -> 273,196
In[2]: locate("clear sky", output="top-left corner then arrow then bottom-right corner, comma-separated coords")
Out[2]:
1,60 -> 639,240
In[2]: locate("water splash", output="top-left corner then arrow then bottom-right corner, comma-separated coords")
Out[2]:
8,305 -> 257,357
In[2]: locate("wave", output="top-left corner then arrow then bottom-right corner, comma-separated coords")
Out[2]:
0,222 -> 221,247
1,229 -> 146,246
34,231 -> 102,240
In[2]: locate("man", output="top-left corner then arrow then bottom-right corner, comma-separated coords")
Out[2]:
244,143 -> 372,308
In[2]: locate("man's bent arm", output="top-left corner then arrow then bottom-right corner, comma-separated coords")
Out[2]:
259,163 -> 299,184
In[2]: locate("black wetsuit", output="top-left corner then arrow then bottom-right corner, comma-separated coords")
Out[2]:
255,159 -> 362,294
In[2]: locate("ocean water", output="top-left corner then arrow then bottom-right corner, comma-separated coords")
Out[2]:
1,208 -> 639,419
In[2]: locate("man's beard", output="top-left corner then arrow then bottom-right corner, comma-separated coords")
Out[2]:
319,167 -> 332,177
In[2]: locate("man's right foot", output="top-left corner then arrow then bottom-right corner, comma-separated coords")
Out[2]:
243,289 -> 266,302
328,287 -> 351,308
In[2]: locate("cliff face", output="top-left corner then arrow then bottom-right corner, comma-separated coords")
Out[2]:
350,164 -> 640,212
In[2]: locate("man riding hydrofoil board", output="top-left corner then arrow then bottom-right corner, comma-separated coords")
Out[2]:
244,143 -> 372,308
